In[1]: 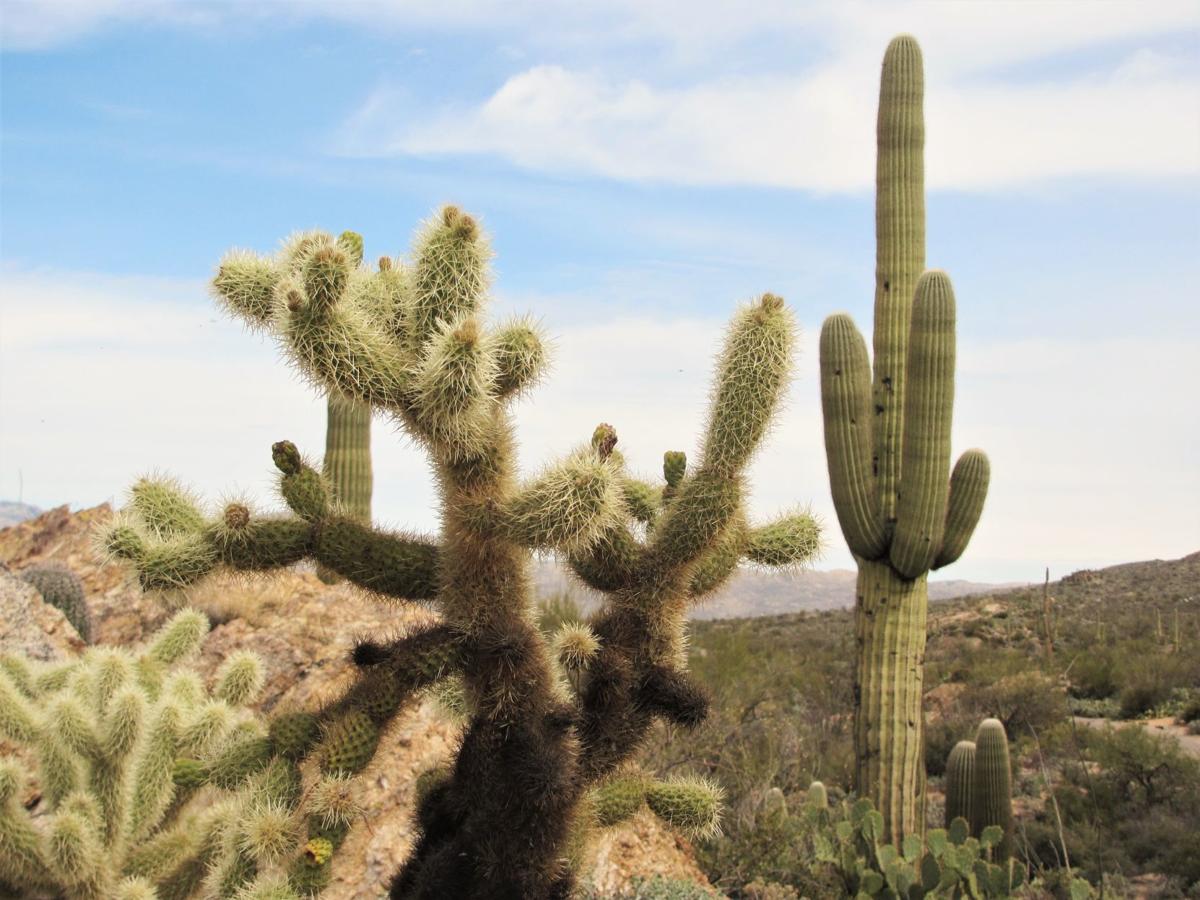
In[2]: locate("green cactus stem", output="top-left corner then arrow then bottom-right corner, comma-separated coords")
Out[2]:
972,719 -> 1013,860
944,740 -> 976,827
818,35 -> 990,843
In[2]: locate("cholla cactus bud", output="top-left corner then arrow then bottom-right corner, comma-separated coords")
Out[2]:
554,622 -> 600,673
147,609 -> 208,666
224,502 -> 252,531
272,441 -> 303,476
645,777 -> 724,839
591,774 -> 649,827
337,230 -> 365,268
591,423 -> 618,460
320,711 -> 379,777
215,652 -> 265,707
308,774 -> 362,830
269,711 -> 321,761
21,562 -> 93,643
241,802 -> 300,864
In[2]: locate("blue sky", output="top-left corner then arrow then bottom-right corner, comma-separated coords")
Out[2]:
1,1 -> 1197,584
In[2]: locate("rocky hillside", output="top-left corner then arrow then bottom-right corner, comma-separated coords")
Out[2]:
0,504 -> 711,898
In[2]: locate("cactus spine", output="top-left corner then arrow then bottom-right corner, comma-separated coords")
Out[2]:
944,740 -> 976,828
106,207 -> 818,897
818,35 -> 990,842
971,718 -> 1013,861
21,561 -> 93,643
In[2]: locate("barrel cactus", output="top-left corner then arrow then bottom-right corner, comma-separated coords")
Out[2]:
818,34 -> 989,841
21,561 -> 93,643
100,205 -> 820,897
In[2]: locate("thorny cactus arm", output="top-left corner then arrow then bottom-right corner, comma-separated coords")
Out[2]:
101,467 -> 441,603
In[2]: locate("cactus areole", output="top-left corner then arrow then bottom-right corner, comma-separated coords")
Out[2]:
819,35 -> 990,842
104,207 -> 820,897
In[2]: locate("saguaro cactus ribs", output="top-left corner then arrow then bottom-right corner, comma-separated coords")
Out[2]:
819,35 -> 990,842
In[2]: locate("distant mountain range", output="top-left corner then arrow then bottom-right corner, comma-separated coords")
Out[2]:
0,501 -> 40,528
532,558 -> 1024,619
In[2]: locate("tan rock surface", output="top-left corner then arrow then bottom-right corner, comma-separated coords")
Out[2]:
0,569 -> 86,660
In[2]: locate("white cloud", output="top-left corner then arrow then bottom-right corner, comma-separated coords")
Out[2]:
341,50 -> 1199,191
3,268 -> 1196,583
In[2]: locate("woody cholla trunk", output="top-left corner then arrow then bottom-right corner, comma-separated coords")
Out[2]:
818,36 -> 990,843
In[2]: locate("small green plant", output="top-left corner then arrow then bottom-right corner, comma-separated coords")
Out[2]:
20,561 -> 93,643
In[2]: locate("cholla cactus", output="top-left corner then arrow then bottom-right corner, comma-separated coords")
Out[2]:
818,35 -> 989,841
0,610 -> 267,898
100,205 -> 819,897
21,561 -> 93,643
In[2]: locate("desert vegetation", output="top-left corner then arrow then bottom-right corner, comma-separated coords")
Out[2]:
1,25 -> 1195,900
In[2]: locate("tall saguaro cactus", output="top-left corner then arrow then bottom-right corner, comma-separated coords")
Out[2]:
819,35 -> 990,842
103,207 -> 819,897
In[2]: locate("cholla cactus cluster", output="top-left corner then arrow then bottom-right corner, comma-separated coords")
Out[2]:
21,561 -> 93,643
97,204 -> 819,897
0,610 -> 272,898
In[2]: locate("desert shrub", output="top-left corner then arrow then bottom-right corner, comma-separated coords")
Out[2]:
1066,697 -> 1120,719
1172,689 -> 1200,725
967,671 -> 1068,737
1067,648 -> 1119,700
536,591 -> 585,633
1045,725 -> 1200,891
1118,669 -> 1174,719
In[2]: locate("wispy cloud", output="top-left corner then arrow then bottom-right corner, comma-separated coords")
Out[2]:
339,48 -> 1198,191
3,267 -> 1196,582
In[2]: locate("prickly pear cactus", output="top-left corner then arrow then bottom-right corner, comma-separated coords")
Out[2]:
818,34 -> 989,841
102,206 -> 820,897
21,561 -> 93,643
